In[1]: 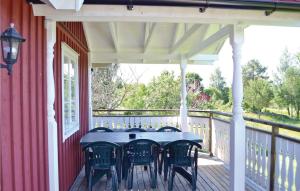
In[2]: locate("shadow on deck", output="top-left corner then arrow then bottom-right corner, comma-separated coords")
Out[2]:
70,155 -> 255,191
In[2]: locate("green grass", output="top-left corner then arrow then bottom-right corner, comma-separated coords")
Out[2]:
243,110 -> 300,140
214,108 -> 300,139
244,112 -> 300,127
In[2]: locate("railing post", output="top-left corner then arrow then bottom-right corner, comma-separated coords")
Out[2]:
230,24 -> 245,191
88,52 -> 93,130
269,126 -> 279,191
180,56 -> 188,132
209,112 -> 213,157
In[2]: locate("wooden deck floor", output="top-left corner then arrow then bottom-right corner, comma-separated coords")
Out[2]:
70,156 -> 255,191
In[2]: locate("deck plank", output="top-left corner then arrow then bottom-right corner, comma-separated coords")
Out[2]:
69,157 -> 256,191
199,166 -> 228,190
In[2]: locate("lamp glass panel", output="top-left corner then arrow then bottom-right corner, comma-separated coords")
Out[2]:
1,38 -> 20,62
1,39 -> 10,61
11,39 -> 20,60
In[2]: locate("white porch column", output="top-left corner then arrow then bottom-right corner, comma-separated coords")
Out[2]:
46,19 -> 59,191
88,52 -> 93,130
180,56 -> 188,132
229,24 -> 245,191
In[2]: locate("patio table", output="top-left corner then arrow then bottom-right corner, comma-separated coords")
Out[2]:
80,132 -> 203,186
100,128 -> 157,132
80,131 -> 202,146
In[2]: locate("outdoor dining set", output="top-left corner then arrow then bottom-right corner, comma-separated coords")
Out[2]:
80,126 -> 203,191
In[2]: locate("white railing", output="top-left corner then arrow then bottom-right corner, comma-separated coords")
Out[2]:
274,137 -> 300,191
246,127 -> 271,190
93,115 -> 180,129
206,112 -> 300,191
188,116 -> 210,152
92,109 -> 300,191
211,118 -> 230,167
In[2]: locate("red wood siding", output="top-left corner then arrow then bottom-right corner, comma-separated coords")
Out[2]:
54,22 -> 89,191
0,0 -> 48,191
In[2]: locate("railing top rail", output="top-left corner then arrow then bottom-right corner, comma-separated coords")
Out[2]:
93,115 -> 179,117
93,109 -> 180,112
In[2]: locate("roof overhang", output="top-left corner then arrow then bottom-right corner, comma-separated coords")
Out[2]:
32,4 -> 300,26
31,0 -> 300,13
32,3 -> 300,66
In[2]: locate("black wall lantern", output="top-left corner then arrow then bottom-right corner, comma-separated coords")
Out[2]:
0,23 -> 25,75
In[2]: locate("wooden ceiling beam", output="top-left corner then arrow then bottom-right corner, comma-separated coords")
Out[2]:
188,25 -> 231,58
108,22 -> 119,52
144,23 -> 157,53
170,24 -> 208,54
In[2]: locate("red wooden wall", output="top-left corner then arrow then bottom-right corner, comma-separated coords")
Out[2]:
54,22 -> 89,191
0,0 -> 49,191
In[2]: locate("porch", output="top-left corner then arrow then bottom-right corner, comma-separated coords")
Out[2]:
30,2 -> 300,191
2,0 -> 300,191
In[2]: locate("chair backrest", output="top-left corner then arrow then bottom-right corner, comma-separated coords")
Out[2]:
157,126 -> 181,132
83,141 -> 120,169
163,140 -> 202,166
125,128 -> 146,132
124,139 -> 160,165
89,127 -> 114,133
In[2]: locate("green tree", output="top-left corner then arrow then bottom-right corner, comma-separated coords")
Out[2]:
186,72 -> 207,109
273,49 -> 300,117
210,68 -> 226,90
122,84 -> 147,109
209,68 -> 229,104
279,48 -> 298,75
242,59 -> 272,113
146,71 -> 181,109
186,72 -> 203,92
242,59 -> 268,85
282,67 -> 300,118
244,78 -> 273,112
92,64 -> 128,110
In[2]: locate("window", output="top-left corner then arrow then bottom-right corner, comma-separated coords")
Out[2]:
62,43 -> 80,141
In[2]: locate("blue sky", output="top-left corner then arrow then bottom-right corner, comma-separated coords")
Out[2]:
120,25 -> 300,87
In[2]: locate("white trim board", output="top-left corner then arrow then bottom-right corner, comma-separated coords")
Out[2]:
46,19 -> 60,191
33,4 -> 300,26
61,42 -> 80,142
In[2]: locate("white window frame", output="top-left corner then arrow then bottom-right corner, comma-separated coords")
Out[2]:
61,43 -> 80,142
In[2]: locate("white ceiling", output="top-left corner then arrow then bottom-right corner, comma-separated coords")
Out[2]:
83,22 -> 229,66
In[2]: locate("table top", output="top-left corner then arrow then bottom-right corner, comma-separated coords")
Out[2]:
80,132 -> 202,146
103,128 -> 157,132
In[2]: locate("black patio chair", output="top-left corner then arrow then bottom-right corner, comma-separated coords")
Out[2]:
83,141 -> 121,191
157,126 -> 181,132
163,140 -> 202,191
157,126 -> 182,174
125,127 -> 147,132
123,139 -> 160,189
85,127 -> 114,180
88,127 -> 114,133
